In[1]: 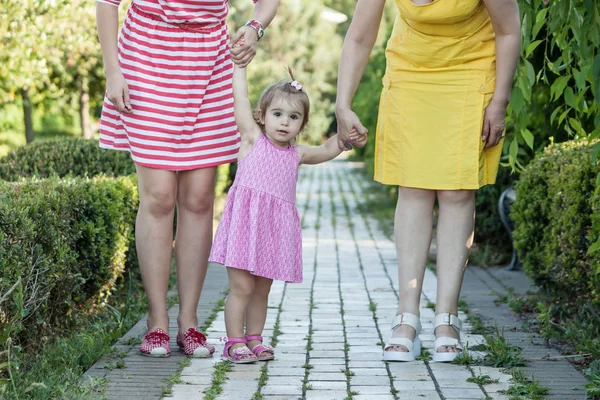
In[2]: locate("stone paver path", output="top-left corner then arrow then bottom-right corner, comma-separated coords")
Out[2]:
169,161 -> 516,400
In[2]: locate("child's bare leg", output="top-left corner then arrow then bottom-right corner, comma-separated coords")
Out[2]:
225,268 -> 256,355
245,276 -> 273,348
135,164 -> 178,332
175,167 -> 217,333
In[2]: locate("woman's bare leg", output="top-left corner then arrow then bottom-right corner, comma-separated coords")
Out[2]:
175,167 -> 217,333
135,164 -> 178,332
388,187 -> 436,351
434,189 -> 475,352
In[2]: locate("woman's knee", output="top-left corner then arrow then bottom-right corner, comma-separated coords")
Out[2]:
437,190 -> 475,205
178,190 -> 214,215
177,169 -> 217,215
140,185 -> 177,217
136,166 -> 177,217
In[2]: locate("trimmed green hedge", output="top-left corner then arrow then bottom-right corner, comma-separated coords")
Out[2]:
0,176 -> 138,350
0,138 -> 135,181
512,140 -> 600,305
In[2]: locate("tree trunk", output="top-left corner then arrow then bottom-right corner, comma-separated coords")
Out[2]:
21,88 -> 34,143
78,76 -> 92,139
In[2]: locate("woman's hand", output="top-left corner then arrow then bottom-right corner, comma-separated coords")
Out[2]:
105,70 -> 132,114
482,99 -> 507,148
335,107 -> 368,150
230,26 -> 258,68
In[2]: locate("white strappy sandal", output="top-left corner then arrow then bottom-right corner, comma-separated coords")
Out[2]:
383,312 -> 421,362
432,312 -> 463,363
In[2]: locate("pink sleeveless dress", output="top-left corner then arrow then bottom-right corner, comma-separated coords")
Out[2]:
209,134 -> 303,283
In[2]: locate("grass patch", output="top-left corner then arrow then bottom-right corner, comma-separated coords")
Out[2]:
202,361 -> 233,400
426,301 -> 436,310
451,350 -> 480,366
416,346 -> 432,362
2,285 -> 148,400
458,299 -> 469,313
369,301 -> 377,312
482,328 -> 528,368
467,314 -> 494,335
467,374 -> 499,385
501,368 -> 549,400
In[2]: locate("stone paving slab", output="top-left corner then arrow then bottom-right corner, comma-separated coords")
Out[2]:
104,160 -> 589,399
461,266 -> 589,399
83,262 -> 229,399
168,162 -> 517,400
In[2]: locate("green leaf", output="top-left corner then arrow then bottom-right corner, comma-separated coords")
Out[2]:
510,89 -> 525,112
551,75 -> 570,101
568,118 -> 586,136
564,87 -> 578,108
509,139 -> 519,162
521,128 -> 534,150
587,236 -> 600,255
558,108 -> 570,126
526,40 -> 543,58
525,60 -> 536,85
532,8 -> 548,39
550,106 -> 563,125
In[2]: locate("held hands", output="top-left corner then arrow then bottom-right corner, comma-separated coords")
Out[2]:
105,70 -> 132,114
335,107 -> 368,150
482,99 -> 507,148
229,26 -> 258,68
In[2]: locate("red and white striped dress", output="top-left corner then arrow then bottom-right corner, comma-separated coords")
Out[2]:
98,0 -> 256,170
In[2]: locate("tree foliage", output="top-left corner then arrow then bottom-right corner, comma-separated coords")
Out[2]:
506,0 -> 600,169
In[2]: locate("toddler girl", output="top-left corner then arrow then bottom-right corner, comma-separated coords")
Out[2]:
209,65 -> 367,363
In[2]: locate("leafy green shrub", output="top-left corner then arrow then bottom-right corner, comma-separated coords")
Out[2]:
0,138 -> 135,181
512,139 -> 600,305
471,167 -> 517,265
0,176 -> 138,352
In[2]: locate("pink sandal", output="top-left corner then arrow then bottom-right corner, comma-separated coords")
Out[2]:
245,334 -> 275,361
222,337 -> 258,364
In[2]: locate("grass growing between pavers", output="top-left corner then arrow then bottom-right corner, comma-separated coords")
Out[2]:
202,361 -> 233,400
333,172 -> 400,400
449,310 -> 549,399
157,295 -> 226,398
251,288 -> 286,400
328,182 -> 358,400
301,171 -> 323,398
492,283 -> 600,397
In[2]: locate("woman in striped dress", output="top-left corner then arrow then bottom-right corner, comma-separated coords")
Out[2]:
96,0 -> 279,357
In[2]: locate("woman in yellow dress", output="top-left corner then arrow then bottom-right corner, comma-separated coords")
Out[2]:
335,0 -> 520,362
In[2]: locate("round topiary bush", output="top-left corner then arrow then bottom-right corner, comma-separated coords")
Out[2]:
0,138 -> 136,181
512,139 -> 600,306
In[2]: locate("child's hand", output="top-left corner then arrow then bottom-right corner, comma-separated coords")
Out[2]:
350,128 -> 368,149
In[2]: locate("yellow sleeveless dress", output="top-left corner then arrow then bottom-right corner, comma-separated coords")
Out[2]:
375,0 -> 503,189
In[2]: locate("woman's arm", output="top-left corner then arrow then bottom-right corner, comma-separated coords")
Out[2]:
482,0 -> 521,148
96,1 -> 132,113
232,65 -> 261,141
334,0 -> 387,150
231,0 -> 280,68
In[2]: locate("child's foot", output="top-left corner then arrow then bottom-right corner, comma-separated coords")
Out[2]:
222,337 -> 258,364
140,328 -> 171,357
246,334 -> 275,361
177,327 -> 215,358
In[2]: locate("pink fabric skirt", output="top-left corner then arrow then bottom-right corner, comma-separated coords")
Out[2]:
209,185 -> 303,283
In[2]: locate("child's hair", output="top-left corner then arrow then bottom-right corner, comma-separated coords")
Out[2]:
256,67 -> 310,132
